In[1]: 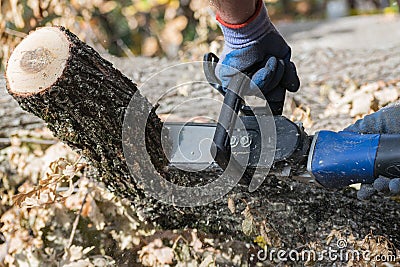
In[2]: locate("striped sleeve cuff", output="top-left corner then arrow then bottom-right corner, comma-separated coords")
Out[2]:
216,0 -> 274,49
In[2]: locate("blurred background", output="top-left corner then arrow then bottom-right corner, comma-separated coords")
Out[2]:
1,0 -> 399,70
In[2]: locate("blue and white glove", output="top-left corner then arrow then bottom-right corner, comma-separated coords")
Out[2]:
344,105 -> 400,200
215,0 -> 300,115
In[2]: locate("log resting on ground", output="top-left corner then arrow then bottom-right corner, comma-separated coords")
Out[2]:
5,26 -> 400,248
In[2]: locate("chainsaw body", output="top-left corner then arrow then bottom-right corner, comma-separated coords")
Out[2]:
165,113 -> 309,171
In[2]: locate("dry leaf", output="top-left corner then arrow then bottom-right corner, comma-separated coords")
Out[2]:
227,197 -> 235,214
67,245 -> 85,262
138,238 -> 174,266
190,231 -> 203,252
87,198 -> 106,230
290,105 -> 313,129
350,92 -> 373,117
374,87 -> 399,107
241,205 -> 255,236
259,220 -> 280,248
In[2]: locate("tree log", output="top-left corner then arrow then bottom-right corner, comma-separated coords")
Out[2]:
5,26 -> 400,250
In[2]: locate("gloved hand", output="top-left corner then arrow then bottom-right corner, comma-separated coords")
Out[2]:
214,0 -> 300,115
343,104 -> 400,200
357,177 -> 400,200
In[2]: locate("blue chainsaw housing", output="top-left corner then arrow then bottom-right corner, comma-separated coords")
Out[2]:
307,131 -> 380,188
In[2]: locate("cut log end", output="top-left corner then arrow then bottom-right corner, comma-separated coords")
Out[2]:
6,27 -> 70,96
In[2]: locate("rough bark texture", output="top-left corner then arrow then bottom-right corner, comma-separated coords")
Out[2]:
6,27 -> 400,250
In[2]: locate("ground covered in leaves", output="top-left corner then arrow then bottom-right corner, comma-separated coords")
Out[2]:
1,14 -> 400,266
1,132 -> 254,266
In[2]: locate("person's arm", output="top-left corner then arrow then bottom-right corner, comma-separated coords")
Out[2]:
210,0 -> 257,24
205,0 -> 299,115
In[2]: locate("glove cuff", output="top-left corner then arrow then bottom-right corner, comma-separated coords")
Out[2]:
216,0 -> 274,49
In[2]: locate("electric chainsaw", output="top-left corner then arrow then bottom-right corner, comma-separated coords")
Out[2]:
163,53 -> 400,189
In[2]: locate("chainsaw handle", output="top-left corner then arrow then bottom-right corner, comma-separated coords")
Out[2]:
375,134 -> 400,178
203,52 -> 246,169
211,75 -> 246,169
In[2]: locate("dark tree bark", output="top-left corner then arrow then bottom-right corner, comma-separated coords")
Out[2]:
5,26 -> 400,250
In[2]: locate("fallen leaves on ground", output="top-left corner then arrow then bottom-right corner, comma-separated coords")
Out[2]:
0,129 -> 255,266
322,79 -> 400,120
